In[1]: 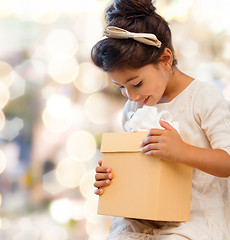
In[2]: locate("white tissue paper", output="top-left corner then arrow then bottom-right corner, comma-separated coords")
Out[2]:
124,106 -> 179,132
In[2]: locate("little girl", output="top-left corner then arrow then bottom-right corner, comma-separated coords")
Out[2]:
92,0 -> 230,239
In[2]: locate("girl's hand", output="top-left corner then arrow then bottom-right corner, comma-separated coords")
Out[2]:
94,160 -> 113,195
140,120 -> 188,163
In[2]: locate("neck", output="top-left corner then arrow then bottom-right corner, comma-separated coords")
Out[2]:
162,67 -> 194,103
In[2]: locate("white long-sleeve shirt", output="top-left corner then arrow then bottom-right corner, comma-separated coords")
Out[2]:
108,80 -> 230,240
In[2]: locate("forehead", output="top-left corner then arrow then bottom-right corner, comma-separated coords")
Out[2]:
107,64 -> 157,84
107,69 -> 139,85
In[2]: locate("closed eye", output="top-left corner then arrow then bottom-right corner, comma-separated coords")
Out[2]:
133,81 -> 142,88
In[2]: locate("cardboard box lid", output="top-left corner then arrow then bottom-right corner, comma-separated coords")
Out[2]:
101,131 -> 149,153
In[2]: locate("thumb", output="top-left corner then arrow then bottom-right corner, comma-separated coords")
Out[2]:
159,120 -> 176,132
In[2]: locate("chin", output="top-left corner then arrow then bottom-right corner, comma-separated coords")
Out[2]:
145,98 -> 155,106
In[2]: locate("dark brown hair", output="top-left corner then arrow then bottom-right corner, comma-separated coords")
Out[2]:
91,0 -> 177,72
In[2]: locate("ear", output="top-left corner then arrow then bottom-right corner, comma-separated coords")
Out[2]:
159,48 -> 173,71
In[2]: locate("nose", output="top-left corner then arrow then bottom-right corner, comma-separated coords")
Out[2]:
123,88 -> 139,102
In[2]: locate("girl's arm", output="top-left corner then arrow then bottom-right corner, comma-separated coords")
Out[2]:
140,120 -> 230,178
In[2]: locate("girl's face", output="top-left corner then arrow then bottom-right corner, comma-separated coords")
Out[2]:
107,64 -> 171,106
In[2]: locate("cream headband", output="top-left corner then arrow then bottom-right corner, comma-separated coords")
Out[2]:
103,26 -> 162,48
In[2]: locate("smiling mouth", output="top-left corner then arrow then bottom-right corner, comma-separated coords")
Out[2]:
137,96 -> 150,105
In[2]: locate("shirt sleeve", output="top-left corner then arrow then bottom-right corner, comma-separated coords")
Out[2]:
194,83 -> 230,156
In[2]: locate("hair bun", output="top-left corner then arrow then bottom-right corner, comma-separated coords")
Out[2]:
106,0 -> 156,22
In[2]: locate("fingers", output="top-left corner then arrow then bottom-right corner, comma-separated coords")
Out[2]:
148,128 -> 164,136
140,131 -> 161,155
96,165 -> 111,174
140,125 -> 173,148
159,120 -> 176,132
95,172 -> 112,181
140,135 -> 160,147
94,178 -> 112,196
94,179 -> 111,189
94,162 -> 112,196
140,130 -> 161,156
141,143 -> 159,155
141,143 -> 158,151
94,188 -> 104,195
143,150 -> 159,156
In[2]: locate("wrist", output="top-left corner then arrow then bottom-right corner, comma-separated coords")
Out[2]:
178,142 -> 191,164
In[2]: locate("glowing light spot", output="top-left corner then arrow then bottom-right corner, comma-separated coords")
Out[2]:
80,169 -> 97,199
86,219 -> 113,239
0,217 -> 10,230
66,131 -> 96,162
88,228 -> 109,240
0,83 -> 9,109
35,11 -> 59,24
0,61 -> 15,88
56,158 -> 86,188
50,0 -> 98,13
42,106 -> 73,133
73,62 -> 108,94
0,117 -> 24,141
71,104 -> 85,126
0,1 -> 12,17
48,56 -> 79,84
85,93 -> 111,125
84,199 -> 104,224
15,60 -> 46,85
0,110 -> 6,131
27,0 -> 48,20
45,29 -> 78,57
9,74 -> 26,100
28,2 -> 59,24
46,95 -> 71,119
49,198 -> 73,224
14,0 -> 58,24
157,0 -> 192,22
13,218 -> 40,240
12,0 -> 27,17
0,150 -> 7,174
71,201 -> 85,221
41,226 -> 68,240
41,85 -> 56,99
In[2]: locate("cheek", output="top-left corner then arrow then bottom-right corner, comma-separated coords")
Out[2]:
151,81 -> 166,93
144,81 -> 166,100
141,86 -> 155,95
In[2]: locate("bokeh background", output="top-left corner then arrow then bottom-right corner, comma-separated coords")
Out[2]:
0,0 -> 230,239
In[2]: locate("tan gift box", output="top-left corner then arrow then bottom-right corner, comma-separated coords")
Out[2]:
98,131 -> 193,222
